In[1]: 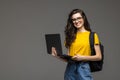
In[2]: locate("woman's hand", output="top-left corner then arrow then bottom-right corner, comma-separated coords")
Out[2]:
51,47 -> 68,62
72,54 -> 84,61
51,47 -> 57,57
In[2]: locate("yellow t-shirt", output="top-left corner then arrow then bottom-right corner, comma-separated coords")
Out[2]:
69,31 -> 100,56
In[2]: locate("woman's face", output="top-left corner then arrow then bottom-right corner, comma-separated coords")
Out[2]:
72,13 -> 84,29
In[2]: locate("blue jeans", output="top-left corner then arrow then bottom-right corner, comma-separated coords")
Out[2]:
64,61 -> 93,80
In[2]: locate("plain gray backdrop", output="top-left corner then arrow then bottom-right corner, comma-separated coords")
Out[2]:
0,0 -> 120,80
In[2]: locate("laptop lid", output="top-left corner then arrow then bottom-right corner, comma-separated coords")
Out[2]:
45,34 -> 63,55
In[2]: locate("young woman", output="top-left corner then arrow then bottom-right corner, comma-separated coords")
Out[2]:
51,9 -> 102,80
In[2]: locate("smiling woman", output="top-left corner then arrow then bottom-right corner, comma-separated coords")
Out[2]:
51,9 -> 102,80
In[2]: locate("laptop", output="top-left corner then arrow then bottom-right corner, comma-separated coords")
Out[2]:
45,33 -> 72,60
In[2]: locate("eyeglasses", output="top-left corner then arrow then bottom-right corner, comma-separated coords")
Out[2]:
72,17 -> 83,22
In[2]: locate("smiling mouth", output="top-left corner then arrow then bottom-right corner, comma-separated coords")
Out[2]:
76,22 -> 81,25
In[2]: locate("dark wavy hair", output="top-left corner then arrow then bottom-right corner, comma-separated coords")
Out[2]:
65,9 -> 91,48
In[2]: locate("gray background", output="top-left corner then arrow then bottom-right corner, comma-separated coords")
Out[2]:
0,0 -> 120,80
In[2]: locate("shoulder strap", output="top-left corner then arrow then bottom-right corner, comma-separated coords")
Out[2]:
89,32 -> 95,55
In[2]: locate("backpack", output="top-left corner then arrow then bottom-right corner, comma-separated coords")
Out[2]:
89,32 -> 104,72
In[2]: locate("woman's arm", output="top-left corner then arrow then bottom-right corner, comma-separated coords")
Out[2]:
72,44 -> 102,61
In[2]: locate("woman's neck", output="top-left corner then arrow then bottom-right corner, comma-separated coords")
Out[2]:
77,26 -> 87,32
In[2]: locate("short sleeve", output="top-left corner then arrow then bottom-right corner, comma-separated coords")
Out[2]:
94,33 -> 100,45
